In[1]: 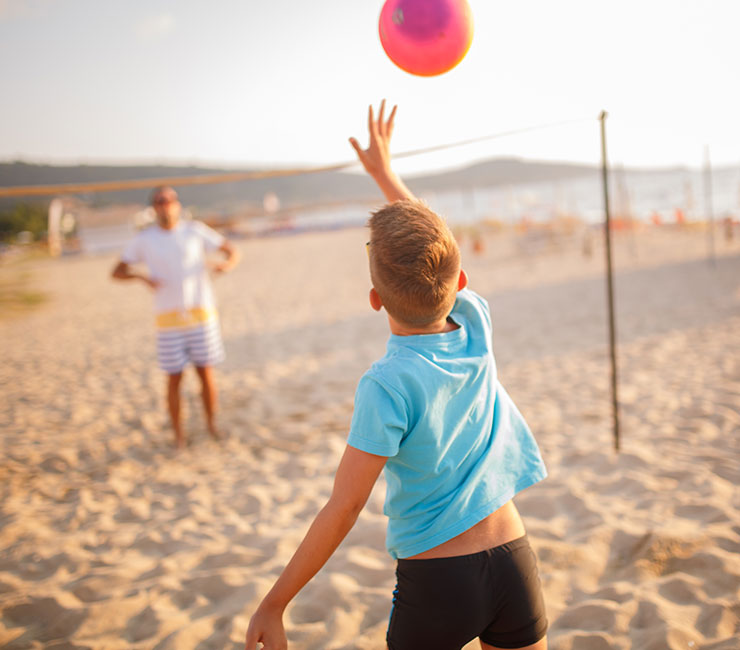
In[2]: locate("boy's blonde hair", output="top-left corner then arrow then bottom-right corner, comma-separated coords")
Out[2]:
368,199 -> 461,327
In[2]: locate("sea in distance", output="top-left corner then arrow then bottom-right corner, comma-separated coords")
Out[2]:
76,166 -> 740,254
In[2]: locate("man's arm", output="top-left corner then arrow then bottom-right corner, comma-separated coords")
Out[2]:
111,261 -> 159,289
245,445 -> 387,650
209,240 -> 240,274
349,99 -> 416,203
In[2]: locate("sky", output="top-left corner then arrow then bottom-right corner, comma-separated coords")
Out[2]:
0,0 -> 738,176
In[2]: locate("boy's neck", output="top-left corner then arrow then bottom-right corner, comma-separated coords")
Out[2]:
387,314 -> 459,337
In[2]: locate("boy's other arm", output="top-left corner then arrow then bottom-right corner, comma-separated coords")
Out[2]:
349,99 -> 417,204
111,261 -> 159,289
245,445 -> 387,650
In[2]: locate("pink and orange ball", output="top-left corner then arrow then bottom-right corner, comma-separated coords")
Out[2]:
379,0 -> 474,77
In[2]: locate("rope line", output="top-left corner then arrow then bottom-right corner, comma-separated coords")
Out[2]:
0,117 -> 594,198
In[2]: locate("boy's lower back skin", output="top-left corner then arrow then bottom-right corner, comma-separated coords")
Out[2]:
245,101 -> 548,650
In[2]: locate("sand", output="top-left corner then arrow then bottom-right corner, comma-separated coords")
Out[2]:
1,222 -> 739,649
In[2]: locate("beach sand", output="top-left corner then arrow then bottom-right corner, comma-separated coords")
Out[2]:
1,223 -> 739,649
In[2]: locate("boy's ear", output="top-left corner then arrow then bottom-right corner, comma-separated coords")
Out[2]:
369,288 -> 383,311
458,269 -> 468,290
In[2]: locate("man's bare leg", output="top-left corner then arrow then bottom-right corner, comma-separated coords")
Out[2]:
195,365 -> 220,439
167,372 -> 185,448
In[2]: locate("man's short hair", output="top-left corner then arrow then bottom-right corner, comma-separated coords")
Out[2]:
368,199 -> 461,327
150,185 -> 177,205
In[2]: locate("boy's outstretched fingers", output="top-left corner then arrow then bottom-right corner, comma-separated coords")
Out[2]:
350,100 -> 415,202
375,98 -> 397,141
349,100 -> 397,179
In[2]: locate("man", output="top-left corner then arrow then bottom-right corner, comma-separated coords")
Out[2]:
112,186 -> 239,448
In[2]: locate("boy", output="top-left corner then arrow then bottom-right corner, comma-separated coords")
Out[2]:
245,102 -> 548,650
111,186 -> 239,448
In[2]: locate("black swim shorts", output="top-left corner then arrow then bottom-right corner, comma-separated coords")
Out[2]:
386,535 -> 547,650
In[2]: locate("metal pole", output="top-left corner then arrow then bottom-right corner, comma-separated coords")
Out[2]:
703,145 -> 716,266
47,198 -> 63,257
599,111 -> 620,452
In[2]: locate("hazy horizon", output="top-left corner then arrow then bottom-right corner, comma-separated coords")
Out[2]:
2,155 -> 738,176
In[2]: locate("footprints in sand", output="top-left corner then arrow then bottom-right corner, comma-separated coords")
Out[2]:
3,597 -> 86,644
511,311 -> 740,649
556,601 -> 622,634
288,566 -> 392,648
69,574 -> 129,604
1,229 -> 739,648
126,605 -> 160,643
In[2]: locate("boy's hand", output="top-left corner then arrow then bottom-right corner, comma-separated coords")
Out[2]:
245,604 -> 287,650
349,99 -> 396,180
349,99 -> 416,203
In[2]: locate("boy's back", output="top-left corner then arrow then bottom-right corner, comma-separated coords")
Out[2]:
349,288 -> 546,560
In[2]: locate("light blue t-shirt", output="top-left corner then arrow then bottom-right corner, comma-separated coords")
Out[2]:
347,288 -> 547,559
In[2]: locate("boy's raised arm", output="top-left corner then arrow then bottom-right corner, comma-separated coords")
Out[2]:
349,100 -> 417,204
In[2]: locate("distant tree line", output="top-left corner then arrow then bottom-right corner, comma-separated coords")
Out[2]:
0,203 -> 49,242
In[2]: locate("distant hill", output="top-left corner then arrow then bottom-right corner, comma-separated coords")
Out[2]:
0,158 -> 600,211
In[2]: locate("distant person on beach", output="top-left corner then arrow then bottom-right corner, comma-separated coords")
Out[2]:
245,101 -> 548,650
111,186 -> 239,449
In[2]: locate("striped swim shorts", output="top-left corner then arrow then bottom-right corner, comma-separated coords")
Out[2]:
156,319 -> 225,374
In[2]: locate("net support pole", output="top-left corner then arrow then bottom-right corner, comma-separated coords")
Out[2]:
703,145 -> 716,267
47,198 -> 63,257
599,111 -> 620,452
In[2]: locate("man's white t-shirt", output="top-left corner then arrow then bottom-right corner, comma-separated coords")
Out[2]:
121,220 -> 225,315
